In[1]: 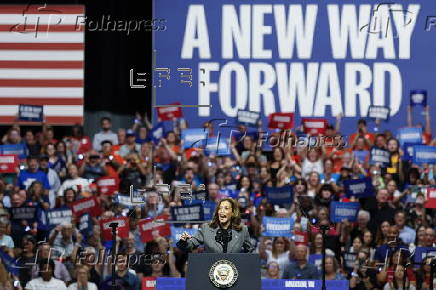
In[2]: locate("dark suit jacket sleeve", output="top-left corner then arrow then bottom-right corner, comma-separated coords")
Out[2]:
311,266 -> 321,280
242,225 -> 254,253
281,265 -> 290,279
176,223 -> 206,252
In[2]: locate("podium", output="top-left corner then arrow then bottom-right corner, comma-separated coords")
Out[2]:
186,253 -> 261,290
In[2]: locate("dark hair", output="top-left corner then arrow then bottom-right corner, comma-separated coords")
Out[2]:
101,139 -> 113,146
293,178 -> 308,193
39,259 -> 55,274
209,198 -> 242,231
358,119 -> 367,126
318,183 -> 335,196
72,124 -> 84,137
101,117 -> 111,123
271,237 -> 290,258
387,137 -> 400,153
26,155 -> 38,161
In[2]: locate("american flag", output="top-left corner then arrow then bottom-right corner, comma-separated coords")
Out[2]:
0,5 -> 84,125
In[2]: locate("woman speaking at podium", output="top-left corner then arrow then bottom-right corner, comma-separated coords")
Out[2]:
177,198 -> 253,253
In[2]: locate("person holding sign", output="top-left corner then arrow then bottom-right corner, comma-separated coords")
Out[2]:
177,198 -> 253,253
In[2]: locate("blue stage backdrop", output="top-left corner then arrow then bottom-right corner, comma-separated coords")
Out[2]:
153,0 -> 436,135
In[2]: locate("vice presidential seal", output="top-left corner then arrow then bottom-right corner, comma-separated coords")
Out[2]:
209,259 -> 238,288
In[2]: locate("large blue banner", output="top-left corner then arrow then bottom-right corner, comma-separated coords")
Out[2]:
0,144 -> 27,159
262,216 -> 294,237
343,177 -> 374,198
154,0 -> 436,135
413,145 -> 436,164
397,127 -> 422,146
330,201 -> 360,222
156,278 -> 349,290
265,185 -> 293,205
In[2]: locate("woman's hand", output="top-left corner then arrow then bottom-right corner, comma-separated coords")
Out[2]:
180,232 -> 192,241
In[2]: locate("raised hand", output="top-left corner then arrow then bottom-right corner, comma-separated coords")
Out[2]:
180,232 -> 192,241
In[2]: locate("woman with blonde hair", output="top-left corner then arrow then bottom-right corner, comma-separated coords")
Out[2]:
259,237 -> 291,277
67,265 -> 98,290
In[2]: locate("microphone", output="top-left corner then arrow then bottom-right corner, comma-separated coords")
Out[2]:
215,229 -> 232,253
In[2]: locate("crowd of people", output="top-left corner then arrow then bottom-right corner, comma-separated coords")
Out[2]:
0,107 -> 435,289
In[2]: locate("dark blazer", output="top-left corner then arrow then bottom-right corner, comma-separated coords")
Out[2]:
177,223 -> 253,253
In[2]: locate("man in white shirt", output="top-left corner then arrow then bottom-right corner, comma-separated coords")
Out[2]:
0,218 -> 14,256
39,154 -> 61,208
394,210 -> 416,245
58,164 -> 91,198
26,259 -> 67,289
92,117 -> 118,151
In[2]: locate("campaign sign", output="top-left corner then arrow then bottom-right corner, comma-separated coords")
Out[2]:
262,280 -> 349,290
0,144 -> 27,160
181,128 -> 207,149
292,231 -> 308,245
154,0 -> 436,138
404,185 -> 426,204
413,247 -> 436,263
113,193 -> 145,208
170,204 -> 204,222
149,122 -> 166,145
268,112 -> 294,129
204,137 -> 231,156
0,155 -> 19,173
402,142 -> 423,161
262,217 -> 293,237
218,189 -> 239,199
343,177 -> 374,198
47,208 -> 72,227
97,176 -> 119,196
301,118 -> 327,135
367,106 -> 390,120
369,147 -> 390,166
353,150 -> 369,164
157,103 -> 183,121
413,145 -> 436,164
237,110 -> 260,127
100,216 -> 129,241
77,213 -> 93,236
344,251 -> 357,270
142,277 -> 157,290
410,90 -> 427,106
330,202 -> 360,223
425,187 -> 436,208
18,104 -> 43,122
138,214 -> 171,243
170,226 -> 198,247
189,200 -> 215,220
397,127 -> 423,146
9,207 -> 36,222
71,196 -> 102,217
192,190 -> 207,202
265,185 -> 293,205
